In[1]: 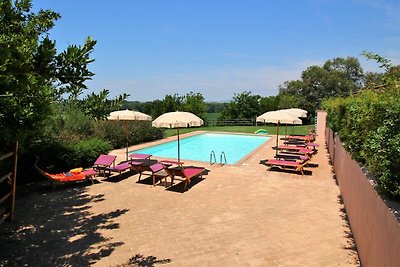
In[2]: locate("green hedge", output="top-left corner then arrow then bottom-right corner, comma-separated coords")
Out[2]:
322,86 -> 400,199
94,120 -> 163,148
20,108 -> 163,185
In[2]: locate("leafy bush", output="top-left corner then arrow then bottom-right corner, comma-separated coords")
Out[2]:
94,121 -> 126,148
67,138 -> 113,167
29,137 -> 112,171
322,85 -> 400,199
95,120 -> 163,149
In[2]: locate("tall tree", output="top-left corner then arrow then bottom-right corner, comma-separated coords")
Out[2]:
163,94 -> 183,113
279,57 -> 364,113
183,92 -> 206,118
0,0 -> 126,150
362,51 -> 400,90
259,96 -> 279,113
222,91 -> 261,119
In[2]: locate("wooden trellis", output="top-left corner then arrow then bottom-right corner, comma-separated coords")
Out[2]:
0,142 -> 18,223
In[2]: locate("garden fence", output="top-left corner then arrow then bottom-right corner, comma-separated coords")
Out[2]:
319,111 -> 400,267
206,119 -> 255,126
0,142 -> 18,223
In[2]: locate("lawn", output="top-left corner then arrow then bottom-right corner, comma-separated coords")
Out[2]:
164,124 -> 314,137
204,113 -> 222,121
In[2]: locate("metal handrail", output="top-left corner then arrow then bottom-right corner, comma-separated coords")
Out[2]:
220,151 -> 227,166
210,150 -> 216,165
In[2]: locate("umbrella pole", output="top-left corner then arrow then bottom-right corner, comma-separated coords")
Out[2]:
276,121 -> 280,157
177,127 -> 180,163
125,121 -> 128,161
285,124 -> 288,141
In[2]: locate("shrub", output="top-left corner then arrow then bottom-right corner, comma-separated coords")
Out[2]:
94,121 -> 126,148
95,120 -> 163,149
322,85 -> 400,200
42,104 -> 96,143
67,137 -> 113,167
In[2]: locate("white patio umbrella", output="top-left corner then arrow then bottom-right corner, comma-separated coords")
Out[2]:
152,111 -> 204,162
256,110 -> 302,156
279,108 -> 308,135
107,110 -> 152,160
282,108 -> 308,118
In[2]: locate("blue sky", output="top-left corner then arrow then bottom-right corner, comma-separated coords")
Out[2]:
33,0 -> 400,102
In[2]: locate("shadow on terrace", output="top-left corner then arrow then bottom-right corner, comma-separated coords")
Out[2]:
0,182 -> 128,266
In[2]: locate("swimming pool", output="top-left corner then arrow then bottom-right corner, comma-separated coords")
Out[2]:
132,133 -> 270,164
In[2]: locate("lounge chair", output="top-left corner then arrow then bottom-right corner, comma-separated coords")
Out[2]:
105,154 -> 153,179
129,153 -> 152,162
130,161 -> 169,187
275,146 -> 316,158
283,141 -> 319,149
34,158 -> 98,190
91,154 -> 117,177
264,158 -> 310,175
274,154 -> 309,161
106,161 -> 132,179
285,135 -> 315,143
160,160 -> 206,191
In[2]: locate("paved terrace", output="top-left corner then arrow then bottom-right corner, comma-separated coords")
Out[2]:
0,132 -> 359,266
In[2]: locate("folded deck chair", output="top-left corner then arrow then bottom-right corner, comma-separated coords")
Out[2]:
160,160 -> 206,191
34,158 -> 97,190
130,161 -> 169,187
264,158 -> 309,175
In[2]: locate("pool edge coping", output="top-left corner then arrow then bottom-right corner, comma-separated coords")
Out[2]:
123,130 -> 275,167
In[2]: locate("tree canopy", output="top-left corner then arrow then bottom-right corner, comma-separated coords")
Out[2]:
279,57 -> 365,112
123,92 -> 207,119
222,91 -> 261,120
0,0 -> 127,151
322,53 -> 400,199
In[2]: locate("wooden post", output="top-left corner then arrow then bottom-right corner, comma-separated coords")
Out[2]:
0,141 -> 18,223
9,141 -> 18,221
125,121 -> 129,161
275,122 -> 280,157
177,128 -> 180,163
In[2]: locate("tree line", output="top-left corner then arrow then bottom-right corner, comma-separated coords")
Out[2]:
122,56 -> 386,122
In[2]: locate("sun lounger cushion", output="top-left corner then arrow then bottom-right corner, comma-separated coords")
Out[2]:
83,169 -> 97,176
45,172 -> 87,182
266,159 -> 302,167
183,168 -> 204,178
165,166 -> 205,190
109,162 -> 131,172
94,154 -> 117,167
70,167 -> 84,173
150,163 -> 164,173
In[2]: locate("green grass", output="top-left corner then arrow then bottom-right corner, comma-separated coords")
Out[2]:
164,125 -> 314,137
204,113 -> 221,121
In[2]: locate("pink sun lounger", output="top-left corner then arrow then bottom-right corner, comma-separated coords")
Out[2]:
264,158 -> 310,175
160,160 -> 206,191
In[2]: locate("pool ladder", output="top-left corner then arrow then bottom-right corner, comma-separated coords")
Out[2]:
210,150 -> 217,165
209,151 -> 227,166
220,151 -> 227,166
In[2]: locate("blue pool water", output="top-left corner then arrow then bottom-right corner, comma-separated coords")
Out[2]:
132,133 -> 270,164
